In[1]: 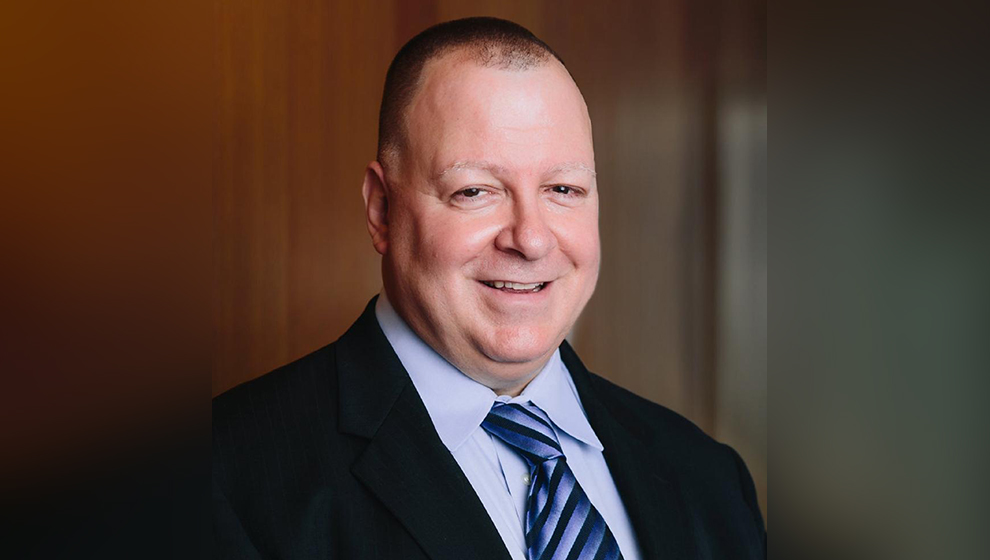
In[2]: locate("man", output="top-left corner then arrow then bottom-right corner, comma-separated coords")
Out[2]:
213,17 -> 766,560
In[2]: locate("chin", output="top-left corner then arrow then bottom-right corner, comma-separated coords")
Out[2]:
482,325 -> 559,365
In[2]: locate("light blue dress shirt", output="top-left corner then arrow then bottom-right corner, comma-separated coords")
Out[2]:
375,293 -> 641,560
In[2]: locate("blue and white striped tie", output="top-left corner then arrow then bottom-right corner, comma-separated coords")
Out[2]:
482,402 -> 624,560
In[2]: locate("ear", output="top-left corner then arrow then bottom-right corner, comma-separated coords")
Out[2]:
361,161 -> 390,255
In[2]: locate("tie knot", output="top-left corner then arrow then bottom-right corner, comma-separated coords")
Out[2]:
481,402 -> 563,464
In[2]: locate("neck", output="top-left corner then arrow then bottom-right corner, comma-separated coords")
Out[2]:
456,349 -> 557,397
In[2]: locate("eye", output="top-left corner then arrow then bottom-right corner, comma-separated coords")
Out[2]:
547,185 -> 586,198
450,186 -> 497,207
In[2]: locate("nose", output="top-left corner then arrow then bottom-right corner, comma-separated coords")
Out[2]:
494,193 -> 557,260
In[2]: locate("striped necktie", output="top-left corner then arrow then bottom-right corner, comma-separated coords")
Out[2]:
482,402 -> 624,560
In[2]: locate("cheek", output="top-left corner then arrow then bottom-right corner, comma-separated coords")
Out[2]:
411,211 -> 501,271
557,211 -> 600,269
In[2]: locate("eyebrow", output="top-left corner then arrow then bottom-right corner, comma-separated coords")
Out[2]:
435,160 -> 508,179
545,162 -> 597,178
435,160 -> 597,180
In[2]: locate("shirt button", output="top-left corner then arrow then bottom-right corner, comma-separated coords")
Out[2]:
522,474 -> 531,485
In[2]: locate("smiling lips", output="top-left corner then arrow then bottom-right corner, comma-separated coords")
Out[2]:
480,280 -> 548,293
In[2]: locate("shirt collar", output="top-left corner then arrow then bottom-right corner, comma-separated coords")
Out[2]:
375,291 -> 604,453
516,351 -> 604,452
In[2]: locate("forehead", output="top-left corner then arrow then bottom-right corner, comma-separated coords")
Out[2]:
402,53 -> 594,178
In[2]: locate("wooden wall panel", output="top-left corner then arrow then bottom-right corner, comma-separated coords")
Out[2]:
214,0 -> 396,394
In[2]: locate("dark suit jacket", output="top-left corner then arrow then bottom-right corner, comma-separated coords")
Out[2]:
213,297 -> 766,559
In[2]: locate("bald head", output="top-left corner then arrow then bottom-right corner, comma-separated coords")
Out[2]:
376,17 -> 565,170
360,17 -> 597,394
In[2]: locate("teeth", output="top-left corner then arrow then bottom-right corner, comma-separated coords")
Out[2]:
483,281 -> 546,291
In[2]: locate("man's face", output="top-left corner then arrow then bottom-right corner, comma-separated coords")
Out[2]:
375,53 -> 599,394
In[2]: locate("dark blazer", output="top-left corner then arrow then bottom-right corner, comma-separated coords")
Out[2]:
213,297 -> 766,559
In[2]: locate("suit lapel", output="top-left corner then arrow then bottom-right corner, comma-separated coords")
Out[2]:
561,342 -> 697,560
336,298 -> 511,560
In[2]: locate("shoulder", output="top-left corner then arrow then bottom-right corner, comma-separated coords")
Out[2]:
583,370 -> 750,495
213,342 -> 338,428
585,371 -> 766,546
212,343 -> 342,496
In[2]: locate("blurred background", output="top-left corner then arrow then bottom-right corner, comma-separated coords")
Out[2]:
10,0 -> 990,557
213,0 -> 767,521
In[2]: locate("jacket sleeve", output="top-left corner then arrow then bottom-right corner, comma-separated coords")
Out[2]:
724,443 -> 767,556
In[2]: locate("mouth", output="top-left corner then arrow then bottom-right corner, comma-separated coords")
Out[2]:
479,280 -> 548,293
